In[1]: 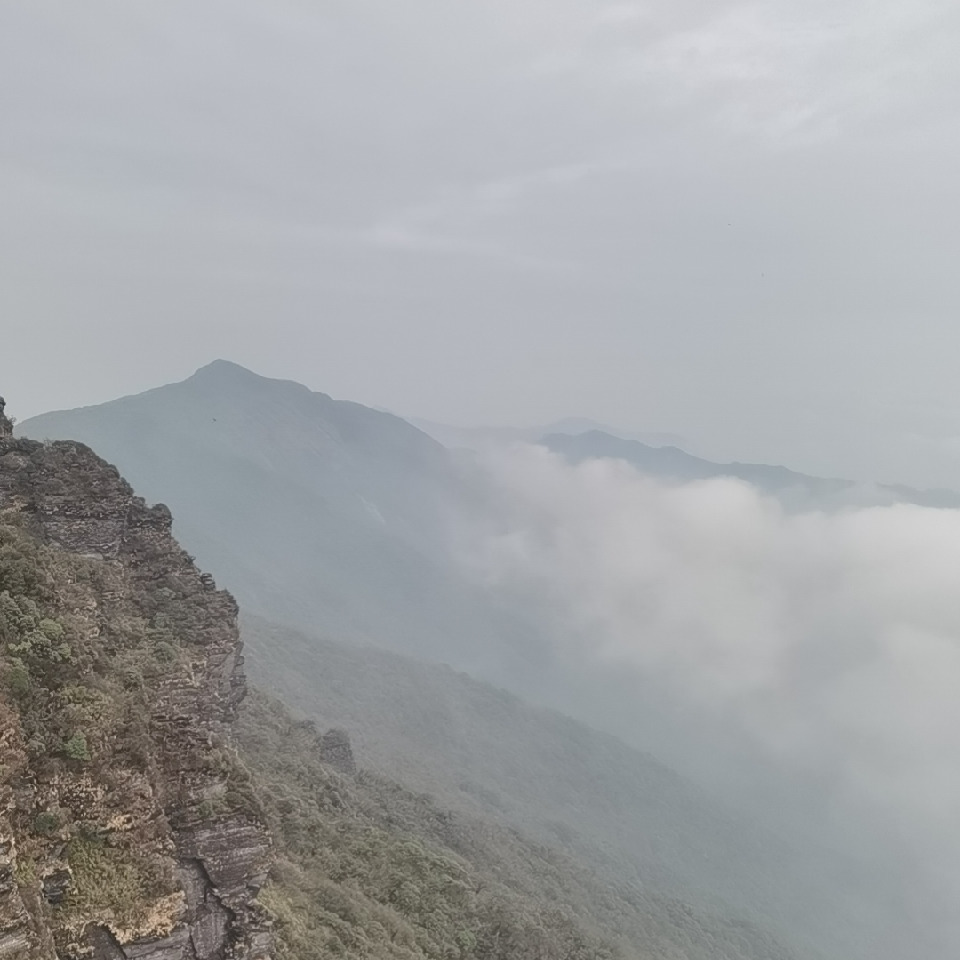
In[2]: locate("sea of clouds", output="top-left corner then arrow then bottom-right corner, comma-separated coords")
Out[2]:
458,443 -> 960,948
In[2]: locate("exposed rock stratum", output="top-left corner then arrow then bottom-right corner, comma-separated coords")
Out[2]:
0,437 -> 272,960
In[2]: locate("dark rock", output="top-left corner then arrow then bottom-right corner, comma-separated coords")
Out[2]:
319,728 -> 356,776
41,869 -> 70,905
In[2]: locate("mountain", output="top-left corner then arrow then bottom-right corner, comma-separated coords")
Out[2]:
543,430 -> 960,508
0,422 -> 808,960
239,688 -> 804,960
243,615 -> 883,959
240,614 -> 929,960
23,363 -> 958,676
19,360 -> 539,679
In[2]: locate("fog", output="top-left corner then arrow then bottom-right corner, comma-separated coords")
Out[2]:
461,443 -> 960,946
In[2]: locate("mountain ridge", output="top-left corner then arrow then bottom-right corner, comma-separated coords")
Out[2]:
542,429 -> 960,508
409,414 -> 688,454
19,361 -> 490,669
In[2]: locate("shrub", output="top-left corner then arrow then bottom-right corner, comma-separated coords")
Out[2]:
33,811 -> 62,836
5,662 -> 31,698
64,733 -> 91,762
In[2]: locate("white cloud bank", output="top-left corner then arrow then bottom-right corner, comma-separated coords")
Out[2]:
465,444 -> 960,921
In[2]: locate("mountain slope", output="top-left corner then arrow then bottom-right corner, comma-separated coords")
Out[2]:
19,361 -> 535,676
238,688 -> 804,960
241,616 -> 886,960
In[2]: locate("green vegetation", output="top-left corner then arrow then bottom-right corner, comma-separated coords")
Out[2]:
0,517 -> 168,764
0,505 -> 232,950
242,614 -> 823,951
239,692 -> 620,960
237,690 -> 800,960
64,733 -> 91,762
33,810 -> 62,836
65,832 -> 174,930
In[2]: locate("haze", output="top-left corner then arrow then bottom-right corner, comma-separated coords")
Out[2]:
4,1 -> 960,488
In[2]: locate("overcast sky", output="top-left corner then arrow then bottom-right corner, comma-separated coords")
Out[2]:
3,0 -> 960,487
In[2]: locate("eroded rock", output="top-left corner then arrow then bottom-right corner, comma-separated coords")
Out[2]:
0,438 -> 273,960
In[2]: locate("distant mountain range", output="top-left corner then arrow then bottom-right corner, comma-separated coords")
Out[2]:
410,416 -> 689,453
542,430 -> 960,509
410,413 -> 960,511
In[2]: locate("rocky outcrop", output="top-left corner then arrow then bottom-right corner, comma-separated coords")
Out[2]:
318,729 -> 356,776
0,438 -> 272,960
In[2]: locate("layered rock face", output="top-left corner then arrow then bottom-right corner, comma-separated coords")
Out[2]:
0,439 -> 271,960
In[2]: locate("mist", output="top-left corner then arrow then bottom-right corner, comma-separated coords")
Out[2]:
457,443 -> 960,948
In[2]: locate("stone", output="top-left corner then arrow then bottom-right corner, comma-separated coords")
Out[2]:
41,869 -> 71,905
319,728 -> 357,776
0,437 -> 273,960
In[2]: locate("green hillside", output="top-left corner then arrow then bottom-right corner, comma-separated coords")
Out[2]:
241,616 -> 896,960
237,689 -> 803,960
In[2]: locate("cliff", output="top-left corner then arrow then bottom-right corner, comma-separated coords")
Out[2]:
0,437 -> 271,960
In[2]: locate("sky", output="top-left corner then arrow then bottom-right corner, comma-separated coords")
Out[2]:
3,0 -> 960,487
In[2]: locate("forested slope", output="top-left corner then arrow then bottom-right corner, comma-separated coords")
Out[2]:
237,690 -> 803,960
242,615 -> 845,960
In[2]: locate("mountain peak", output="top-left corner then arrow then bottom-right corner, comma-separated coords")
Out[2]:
190,358 -> 266,383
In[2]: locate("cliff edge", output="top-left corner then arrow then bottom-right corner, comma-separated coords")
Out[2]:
0,437 -> 271,960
